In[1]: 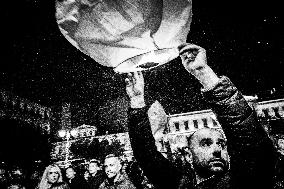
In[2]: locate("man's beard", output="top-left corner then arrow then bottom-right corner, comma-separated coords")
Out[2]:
192,158 -> 229,178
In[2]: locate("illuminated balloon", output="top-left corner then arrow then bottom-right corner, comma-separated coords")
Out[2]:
56,0 -> 192,72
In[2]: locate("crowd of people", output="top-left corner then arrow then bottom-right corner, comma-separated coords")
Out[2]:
0,155 -> 155,189
1,43 -> 284,189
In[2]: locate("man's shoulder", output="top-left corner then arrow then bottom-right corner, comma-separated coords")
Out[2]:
72,176 -> 88,185
115,172 -> 136,188
98,180 -> 109,189
88,173 -> 105,188
90,172 -> 105,180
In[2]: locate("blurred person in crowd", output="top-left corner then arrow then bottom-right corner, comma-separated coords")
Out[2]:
38,164 -> 69,189
26,161 -> 45,189
27,169 -> 42,189
84,170 -> 90,181
65,165 -> 89,189
7,181 -> 26,189
7,165 -> 27,189
276,134 -> 284,155
87,159 -> 105,189
273,132 -> 284,189
125,44 -> 277,189
99,154 -> 136,189
0,163 -> 8,188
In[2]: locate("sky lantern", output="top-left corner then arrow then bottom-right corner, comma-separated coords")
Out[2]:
56,0 -> 192,73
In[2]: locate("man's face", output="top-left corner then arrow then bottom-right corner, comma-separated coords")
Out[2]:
104,156 -> 122,179
65,167 -> 76,179
10,168 -> 24,180
88,162 -> 99,175
189,128 -> 229,177
47,167 -> 60,184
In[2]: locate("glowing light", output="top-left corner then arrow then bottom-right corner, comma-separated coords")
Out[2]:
58,130 -> 66,138
70,129 -> 78,137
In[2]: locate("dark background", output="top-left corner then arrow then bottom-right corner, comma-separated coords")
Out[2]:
1,0 -> 283,165
2,0 -> 284,112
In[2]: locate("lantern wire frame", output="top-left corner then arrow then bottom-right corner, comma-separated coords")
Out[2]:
114,47 -> 179,73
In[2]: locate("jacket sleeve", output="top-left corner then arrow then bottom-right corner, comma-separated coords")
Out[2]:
128,107 -> 183,189
202,76 -> 277,188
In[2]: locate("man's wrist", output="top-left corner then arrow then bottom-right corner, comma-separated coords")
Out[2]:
130,96 -> 146,108
191,65 -> 219,91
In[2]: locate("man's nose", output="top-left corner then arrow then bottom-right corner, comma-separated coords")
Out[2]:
212,144 -> 222,157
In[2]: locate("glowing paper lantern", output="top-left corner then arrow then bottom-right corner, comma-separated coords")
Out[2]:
56,0 -> 192,72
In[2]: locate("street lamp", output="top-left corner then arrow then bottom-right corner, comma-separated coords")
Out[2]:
58,128 -> 78,164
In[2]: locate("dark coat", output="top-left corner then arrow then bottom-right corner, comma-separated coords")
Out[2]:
87,171 -> 105,189
128,76 -> 277,189
67,175 -> 89,189
98,171 -> 136,189
43,182 -> 70,189
273,152 -> 284,189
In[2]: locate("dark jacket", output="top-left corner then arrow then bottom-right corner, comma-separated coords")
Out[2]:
273,151 -> 284,189
88,171 -> 105,189
128,76 -> 277,189
67,175 -> 89,189
98,171 -> 136,189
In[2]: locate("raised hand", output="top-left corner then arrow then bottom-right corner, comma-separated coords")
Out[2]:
125,71 -> 146,108
178,43 -> 219,90
178,43 -> 207,74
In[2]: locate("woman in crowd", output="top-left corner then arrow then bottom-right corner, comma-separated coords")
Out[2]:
38,164 -> 69,189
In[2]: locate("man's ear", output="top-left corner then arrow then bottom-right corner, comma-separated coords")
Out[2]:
118,163 -> 122,171
117,158 -> 123,170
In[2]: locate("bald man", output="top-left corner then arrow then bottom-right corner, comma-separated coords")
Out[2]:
126,44 -> 276,189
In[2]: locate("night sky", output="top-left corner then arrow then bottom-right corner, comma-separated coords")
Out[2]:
0,0 -> 283,167
1,1 -> 284,117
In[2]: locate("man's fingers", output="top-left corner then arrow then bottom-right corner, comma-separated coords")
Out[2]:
125,78 -> 131,86
137,71 -> 144,82
133,71 -> 139,80
178,43 -> 203,56
125,71 -> 144,88
126,72 -> 134,85
133,71 -> 144,84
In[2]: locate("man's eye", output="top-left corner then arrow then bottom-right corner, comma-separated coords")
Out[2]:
217,140 -> 227,148
200,140 -> 211,147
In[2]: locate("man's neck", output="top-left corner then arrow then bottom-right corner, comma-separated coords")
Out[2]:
113,171 -> 123,183
195,174 -> 207,185
194,171 -> 214,185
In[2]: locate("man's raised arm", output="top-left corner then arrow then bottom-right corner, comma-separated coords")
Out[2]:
126,72 -> 183,189
179,43 -> 276,188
